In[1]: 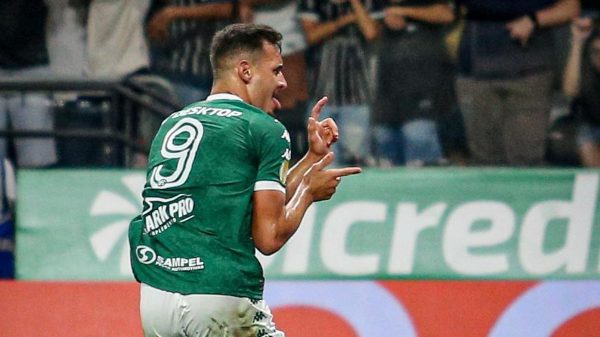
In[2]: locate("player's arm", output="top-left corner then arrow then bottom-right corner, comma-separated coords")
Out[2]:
148,2 -> 236,40
252,153 -> 361,255
385,3 -> 455,25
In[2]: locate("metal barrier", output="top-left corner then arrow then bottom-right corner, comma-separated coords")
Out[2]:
0,77 -> 181,168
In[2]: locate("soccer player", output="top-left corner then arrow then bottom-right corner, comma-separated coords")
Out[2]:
128,23 -> 361,337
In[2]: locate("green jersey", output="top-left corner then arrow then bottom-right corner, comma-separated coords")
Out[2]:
129,94 -> 291,300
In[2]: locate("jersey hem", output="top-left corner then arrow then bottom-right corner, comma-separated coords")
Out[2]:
137,280 -> 264,301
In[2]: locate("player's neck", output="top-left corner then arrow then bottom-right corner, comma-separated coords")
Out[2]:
211,79 -> 250,104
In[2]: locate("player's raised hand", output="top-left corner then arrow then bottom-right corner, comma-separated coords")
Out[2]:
308,97 -> 339,157
304,152 -> 362,201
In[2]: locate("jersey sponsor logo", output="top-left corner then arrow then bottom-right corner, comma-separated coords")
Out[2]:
136,245 -> 157,264
155,256 -> 205,272
170,106 -> 243,119
281,129 -> 291,143
135,245 -> 205,272
142,194 -> 195,236
279,130 -> 291,185
279,160 -> 289,185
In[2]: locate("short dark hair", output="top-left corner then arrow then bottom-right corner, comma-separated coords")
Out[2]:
210,23 -> 282,78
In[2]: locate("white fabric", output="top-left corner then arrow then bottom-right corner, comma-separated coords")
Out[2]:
45,0 -> 88,78
254,181 -> 286,194
87,0 -> 150,78
253,1 -> 307,56
140,283 -> 285,337
205,93 -> 244,102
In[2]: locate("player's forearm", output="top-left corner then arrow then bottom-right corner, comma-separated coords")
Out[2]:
535,0 -> 580,28
166,3 -> 236,21
285,152 -> 321,202
279,183 -> 314,246
388,4 -> 455,24
255,185 -> 314,255
349,0 -> 380,41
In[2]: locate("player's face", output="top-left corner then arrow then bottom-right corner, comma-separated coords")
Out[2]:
248,42 -> 287,114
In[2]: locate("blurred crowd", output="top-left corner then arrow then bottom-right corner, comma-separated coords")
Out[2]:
0,0 -> 599,168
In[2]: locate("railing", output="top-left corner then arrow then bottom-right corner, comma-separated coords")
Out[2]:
0,77 -> 181,168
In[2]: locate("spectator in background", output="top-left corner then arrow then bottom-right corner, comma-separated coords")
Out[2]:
147,0 -> 237,105
86,0 -> 151,79
86,0 -> 164,167
0,1 -> 58,168
372,0 -> 455,167
47,0 -> 88,78
299,0 -> 384,166
563,16 -> 600,166
455,0 -> 580,166
50,0 -> 152,80
250,0 -> 310,163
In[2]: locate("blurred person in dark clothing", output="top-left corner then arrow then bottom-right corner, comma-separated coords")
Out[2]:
372,0 -> 455,167
455,0 -> 580,166
299,0 -> 384,166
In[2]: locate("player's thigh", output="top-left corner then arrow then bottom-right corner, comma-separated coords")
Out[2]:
140,284 -> 186,337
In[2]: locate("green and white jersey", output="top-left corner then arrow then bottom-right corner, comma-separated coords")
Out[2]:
129,94 -> 291,300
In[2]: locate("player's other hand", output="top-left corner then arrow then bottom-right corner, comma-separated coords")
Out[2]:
303,152 -> 361,201
307,97 -> 339,157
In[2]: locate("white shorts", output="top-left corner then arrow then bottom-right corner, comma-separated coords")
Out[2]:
140,283 -> 285,337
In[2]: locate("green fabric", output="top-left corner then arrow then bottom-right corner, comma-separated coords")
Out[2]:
129,97 -> 290,299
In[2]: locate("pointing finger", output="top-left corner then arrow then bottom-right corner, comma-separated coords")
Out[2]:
308,116 -> 317,133
310,96 -> 329,120
329,166 -> 362,178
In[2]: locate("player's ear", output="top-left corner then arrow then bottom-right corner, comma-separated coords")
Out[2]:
237,60 -> 252,84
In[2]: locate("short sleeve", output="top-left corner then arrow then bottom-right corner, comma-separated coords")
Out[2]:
250,117 -> 291,194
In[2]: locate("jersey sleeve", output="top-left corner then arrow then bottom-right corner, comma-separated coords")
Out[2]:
250,117 -> 291,194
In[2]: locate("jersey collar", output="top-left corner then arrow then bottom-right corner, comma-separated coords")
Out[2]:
205,93 -> 244,102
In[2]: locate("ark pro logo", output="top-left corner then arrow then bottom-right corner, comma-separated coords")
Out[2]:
136,245 -> 157,264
